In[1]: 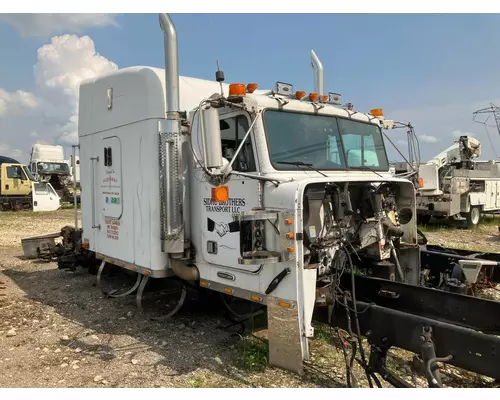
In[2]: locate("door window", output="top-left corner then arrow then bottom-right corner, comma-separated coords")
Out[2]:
7,166 -> 25,179
34,182 -> 49,195
219,115 -> 256,172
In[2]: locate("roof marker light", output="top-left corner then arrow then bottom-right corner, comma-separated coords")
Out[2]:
246,83 -> 258,93
370,108 -> 384,117
296,91 -> 306,100
309,93 -> 319,102
229,83 -> 246,97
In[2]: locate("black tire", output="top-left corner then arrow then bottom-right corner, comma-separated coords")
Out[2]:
465,206 -> 481,229
417,215 -> 432,225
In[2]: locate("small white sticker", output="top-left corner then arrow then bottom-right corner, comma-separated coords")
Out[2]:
309,226 -> 317,239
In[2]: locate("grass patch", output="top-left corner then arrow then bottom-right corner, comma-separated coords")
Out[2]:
188,374 -> 213,388
60,202 -> 81,210
417,223 -> 447,233
313,322 -> 335,343
235,335 -> 269,372
479,214 -> 500,226
418,214 -> 500,233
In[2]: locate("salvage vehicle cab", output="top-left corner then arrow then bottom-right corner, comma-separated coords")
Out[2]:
0,161 -> 61,211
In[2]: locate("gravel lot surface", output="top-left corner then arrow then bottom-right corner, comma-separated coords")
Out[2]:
0,209 -> 499,388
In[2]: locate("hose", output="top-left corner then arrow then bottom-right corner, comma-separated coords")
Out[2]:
170,258 -> 199,281
342,298 -> 358,388
382,217 -> 404,238
391,244 -> 405,282
426,355 -> 453,388
417,228 -> 428,245
342,245 -> 374,388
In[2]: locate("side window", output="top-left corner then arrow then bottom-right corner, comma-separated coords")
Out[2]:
7,166 -> 24,179
31,163 -> 36,173
219,115 -> 256,172
34,183 -> 49,195
104,147 -> 113,167
7,167 -> 17,179
19,167 -> 27,180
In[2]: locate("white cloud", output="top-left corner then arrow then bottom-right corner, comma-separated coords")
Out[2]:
34,34 -> 118,120
419,135 -> 439,143
56,115 -> 79,145
0,142 -> 24,161
396,140 -> 408,146
0,89 -> 40,116
0,34 -> 118,163
0,14 -> 118,37
11,148 -> 23,158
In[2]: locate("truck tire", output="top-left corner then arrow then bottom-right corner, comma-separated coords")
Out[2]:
465,206 -> 481,229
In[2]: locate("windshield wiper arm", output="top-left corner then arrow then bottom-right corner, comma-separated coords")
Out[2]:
358,165 -> 383,178
277,161 -> 327,178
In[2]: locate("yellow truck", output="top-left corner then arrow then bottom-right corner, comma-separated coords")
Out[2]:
0,155 -> 61,212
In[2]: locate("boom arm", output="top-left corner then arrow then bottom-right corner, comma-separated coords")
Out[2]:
427,136 -> 481,168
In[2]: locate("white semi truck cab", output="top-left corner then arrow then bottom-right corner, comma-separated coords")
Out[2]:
30,144 -> 73,200
77,13 -> 419,374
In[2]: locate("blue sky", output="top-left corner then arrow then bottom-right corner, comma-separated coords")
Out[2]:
1,13 -> 500,164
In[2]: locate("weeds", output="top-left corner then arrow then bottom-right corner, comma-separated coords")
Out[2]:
313,323 -> 335,343
235,335 -> 269,372
418,214 -> 500,233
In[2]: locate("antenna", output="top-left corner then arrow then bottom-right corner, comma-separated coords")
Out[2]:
215,60 -> 225,97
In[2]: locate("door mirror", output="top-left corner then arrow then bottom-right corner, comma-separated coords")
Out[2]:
202,105 -> 223,170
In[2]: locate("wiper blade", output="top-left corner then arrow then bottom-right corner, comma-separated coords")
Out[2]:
277,161 -> 327,177
358,165 -> 383,178
277,161 -> 313,166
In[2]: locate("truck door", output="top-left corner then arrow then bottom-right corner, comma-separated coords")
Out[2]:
201,112 -> 260,269
96,137 -> 131,262
3,164 -> 31,196
32,182 -> 60,212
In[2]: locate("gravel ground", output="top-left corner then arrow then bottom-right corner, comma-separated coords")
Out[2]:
0,209 -> 499,388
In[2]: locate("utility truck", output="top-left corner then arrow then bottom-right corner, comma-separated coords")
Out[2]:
416,135 -> 500,228
0,155 -> 60,211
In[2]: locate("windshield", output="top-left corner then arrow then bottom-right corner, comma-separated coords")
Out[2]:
37,162 -> 69,174
263,110 -> 389,171
23,166 -> 35,181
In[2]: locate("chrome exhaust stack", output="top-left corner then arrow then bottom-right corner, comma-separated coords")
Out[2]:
311,49 -> 324,96
158,13 -> 184,254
